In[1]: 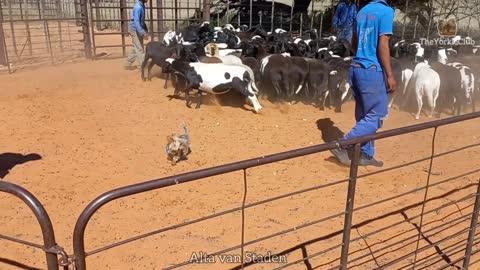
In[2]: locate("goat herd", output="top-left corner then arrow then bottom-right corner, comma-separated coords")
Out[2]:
139,21 -> 480,119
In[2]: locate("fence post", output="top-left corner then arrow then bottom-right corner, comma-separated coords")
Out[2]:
462,177 -> 480,269
339,143 -> 361,270
7,0 -> 19,60
289,0 -> 293,33
280,12 -> 282,29
226,0 -> 229,23
94,0 -> 101,30
401,0 -> 409,40
156,0 -> 163,40
0,181 -> 60,270
174,0 -> 178,30
271,0 -> 274,32
237,10 -> 240,26
249,0 -> 252,28
149,0 -> 153,39
80,0 -> 92,58
259,11 -> 262,28
0,0 -> 8,68
426,0 -> 434,40
319,12 -> 323,38
413,14 -> 418,40
203,0 -> 210,22
300,13 -> 303,36
310,0 -> 314,29
120,0 -> 127,57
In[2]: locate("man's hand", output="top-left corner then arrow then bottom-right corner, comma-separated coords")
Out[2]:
143,34 -> 149,41
386,75 -> 397,93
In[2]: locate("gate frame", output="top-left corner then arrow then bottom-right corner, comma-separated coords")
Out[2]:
0,181 -> 60,270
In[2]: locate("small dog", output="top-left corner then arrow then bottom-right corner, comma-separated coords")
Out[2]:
166,123 -> 191,165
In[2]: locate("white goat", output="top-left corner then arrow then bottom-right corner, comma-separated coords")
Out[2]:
410,62 -> 441,119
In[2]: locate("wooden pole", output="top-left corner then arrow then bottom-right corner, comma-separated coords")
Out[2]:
319,11 -> 323,37
157,0 -> 163,40
94,0 -> 101,30
238,9 -> 240,26
249,0 -> 252,27
271,0 -> 274,32
7,0 -> 19,60
174,0 -> 177,30
259,11 -> 262,28
300,12 -> 303,35
148,0 -> 153,39
310,0 -> 314,29
203,0 -> 210,22
289,0 -> 293,33
226,0 -> 229,23
401,0 -> 409,39
0,0 -> 8,67
120,0 -> 126,56
413,14 -> 418,39
426,0 -> 434,39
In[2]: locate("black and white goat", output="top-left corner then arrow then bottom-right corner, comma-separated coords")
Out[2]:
165,58 -> 263,113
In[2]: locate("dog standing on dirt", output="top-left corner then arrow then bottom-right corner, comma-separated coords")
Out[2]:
166,123 -> 191,165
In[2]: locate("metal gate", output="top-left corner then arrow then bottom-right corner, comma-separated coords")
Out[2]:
2,112 -> 480,269
87,0 -> 204,59
0,0 -> 90,72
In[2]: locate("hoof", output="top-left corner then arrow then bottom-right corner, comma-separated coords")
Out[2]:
415,116 -> 420,120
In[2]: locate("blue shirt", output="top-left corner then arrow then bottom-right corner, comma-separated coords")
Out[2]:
353,0 -> 394,71
333,1 -> 357,29
130,1 -> 148,36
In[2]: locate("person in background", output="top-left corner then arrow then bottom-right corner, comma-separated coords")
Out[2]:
124,0 -> 149,70
330,0 -> 396,167
332,0 -> 357,44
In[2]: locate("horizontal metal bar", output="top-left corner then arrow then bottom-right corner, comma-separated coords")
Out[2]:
93,30 -> 166,36
354,169 -> 480,215
92,18 -> 200,22
437,247 -> 480,269
414,238 -> 480,269
86,176 -> 349,256
91,6 -> 197,10
350,213 -> 473,268
280,197 -> 476,270
273,242 -> 344,270
2,18 -> 80,22
93,44 -> 131,48
377,227 -> 470,269
165,212 -> 347,269
348,202 -> 476,266
0,234 -> 44,249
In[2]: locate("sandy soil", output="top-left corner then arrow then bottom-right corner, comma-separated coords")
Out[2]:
0,58 -> 479,270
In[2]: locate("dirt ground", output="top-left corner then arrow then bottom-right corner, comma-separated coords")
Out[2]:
0,58 -> 479,270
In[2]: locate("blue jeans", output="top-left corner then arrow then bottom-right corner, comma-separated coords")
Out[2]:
343,66 -> 388,158
337,26 -> 353,44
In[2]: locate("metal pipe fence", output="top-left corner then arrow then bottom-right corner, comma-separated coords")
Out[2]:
68,111 -> 480,269
1,112 -> 480,269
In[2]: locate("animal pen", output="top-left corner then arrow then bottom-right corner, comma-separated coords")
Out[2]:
1,0 -> 480,269
1,0 -> 479,72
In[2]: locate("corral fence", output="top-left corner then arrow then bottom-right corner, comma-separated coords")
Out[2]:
1,111 -> 480,269
1,0 -> 480,72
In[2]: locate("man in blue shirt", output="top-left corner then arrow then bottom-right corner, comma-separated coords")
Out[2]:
125,0 -> 149,70
330,0 -> 397,167
332,0 -> 357,44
